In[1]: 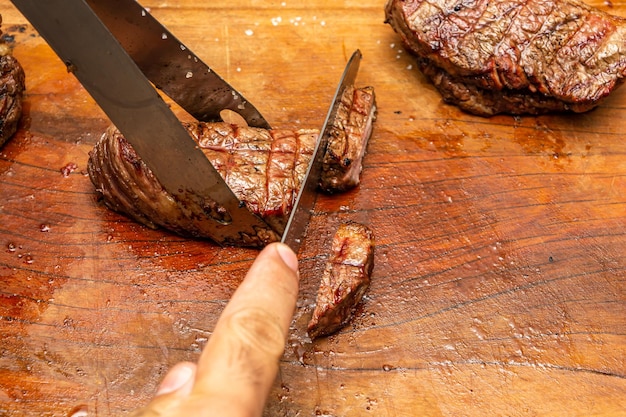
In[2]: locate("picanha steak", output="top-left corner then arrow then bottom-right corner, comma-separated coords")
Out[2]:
385,0 -> 626,115
308,222 -> 375,339
0,16 -> 25,148
87,86 -> 376,247
320,86 -> 376,193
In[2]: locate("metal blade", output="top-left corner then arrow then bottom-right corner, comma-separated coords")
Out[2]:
281,50 -> 362,254
11,0 -> 275,246
85,0 -> 271,129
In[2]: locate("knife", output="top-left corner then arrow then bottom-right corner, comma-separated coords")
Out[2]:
281,50 -> 362,254
11,0 -> 274,246
84,0 -> 271,129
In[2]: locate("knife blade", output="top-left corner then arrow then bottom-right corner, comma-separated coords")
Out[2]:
85,0 -> 271,129
11,0 -> 275,246
281,50 -> 362,254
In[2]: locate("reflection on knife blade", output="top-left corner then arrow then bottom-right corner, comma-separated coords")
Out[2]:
11,0 -> 276,246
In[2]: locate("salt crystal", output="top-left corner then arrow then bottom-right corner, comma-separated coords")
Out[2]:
245,29 -> 254,36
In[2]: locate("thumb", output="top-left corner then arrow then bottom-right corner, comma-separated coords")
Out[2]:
126,362 -> 197,417
155,362 -> 196,396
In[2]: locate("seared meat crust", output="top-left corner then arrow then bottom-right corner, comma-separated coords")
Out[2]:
0,18 -> 25,148
308,222 -> 375,339
320,85 -> 376,193
385,0 -> 626,115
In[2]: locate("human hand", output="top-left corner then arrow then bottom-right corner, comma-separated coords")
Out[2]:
129,242 -> 299,417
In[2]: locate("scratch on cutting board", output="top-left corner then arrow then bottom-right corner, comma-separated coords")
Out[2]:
102,375 -> 111,416
609,174 -> 618,195
314,360 -> 322,409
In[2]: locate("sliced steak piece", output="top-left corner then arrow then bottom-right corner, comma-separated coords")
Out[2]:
320,85 -> 376,193
86,87 -> 376,247
307,222 -> 375,339
87,124 -> 316,246
385,0 -> 626,115
0,17 -> 25,148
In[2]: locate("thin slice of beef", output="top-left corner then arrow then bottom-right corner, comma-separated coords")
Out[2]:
87,86 -> 376,247
320,85 -> 376,193
0,16 -> 25,148
385,0 -> 626,115
307,222 -> 375,339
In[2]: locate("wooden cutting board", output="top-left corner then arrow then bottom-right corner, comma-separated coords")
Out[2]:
0,0 -> 624,415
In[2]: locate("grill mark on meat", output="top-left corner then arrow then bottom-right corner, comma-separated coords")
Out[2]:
501,0 -> 556,90
532,9 -> 588,94
264,129 -> 302,228
386,0 -> 626,115
182,122 -> 316,236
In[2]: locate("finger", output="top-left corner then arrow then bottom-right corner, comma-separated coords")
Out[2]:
192,242 -> 299,415
126,362 -> 197,417
156,362 -> 196,396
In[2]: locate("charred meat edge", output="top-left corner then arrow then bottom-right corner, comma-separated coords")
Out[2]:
385,0 -> 626,115
307,222 -> 375,339
0,15 -> 25,148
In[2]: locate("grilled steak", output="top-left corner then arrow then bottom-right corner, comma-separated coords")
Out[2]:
320,86 -> 376,193
88,124 -> 316,246
385,0 -> 626,115
87,87 -> 376,247
0,17 -> 25,148
308,222 -> 375,339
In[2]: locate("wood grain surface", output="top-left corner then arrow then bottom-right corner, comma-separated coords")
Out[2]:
0,0 -> 624,416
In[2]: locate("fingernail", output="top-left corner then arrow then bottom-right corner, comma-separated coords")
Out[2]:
275,243 -> 298,273
156,363 -> 194,395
